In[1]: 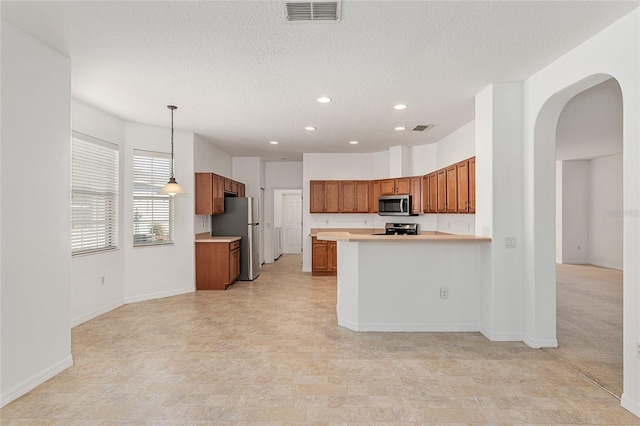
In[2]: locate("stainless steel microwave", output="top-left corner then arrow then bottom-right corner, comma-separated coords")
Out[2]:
378,194 -> 415,216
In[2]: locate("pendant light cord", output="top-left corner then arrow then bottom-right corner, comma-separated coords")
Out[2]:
168,105 -> 177,179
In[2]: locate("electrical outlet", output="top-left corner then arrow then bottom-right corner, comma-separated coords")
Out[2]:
505,237 -> 517,248
100,276 -> 105,285
636,341 -> 640,358
440,288 -> 448,299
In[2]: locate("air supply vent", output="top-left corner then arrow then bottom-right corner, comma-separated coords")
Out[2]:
284,1 -> 341,22
412,125 -> 434,132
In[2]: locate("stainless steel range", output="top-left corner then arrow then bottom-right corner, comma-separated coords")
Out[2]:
382,223 -> 419,235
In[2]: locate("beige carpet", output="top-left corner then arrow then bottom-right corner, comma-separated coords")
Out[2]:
543,263 -> 623,397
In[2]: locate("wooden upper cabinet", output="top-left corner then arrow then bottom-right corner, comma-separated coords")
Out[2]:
410,177 -> 422,214
339,181 -> 356,212
436,169 -> 447,213
324,181 -> 340,213
380,179 -> 395,195
427,172 -> 438,213
446,165 -> 458,213
238,183 -> 245,198
310,180 -> 340,213
456,160 -> 469,213
370,180 -> 381,213
422,175 -> 429,213
339,181 -> 369,213
310,180 -> 325,213
395,178 -> 411,195
231,180 -> 238,195
354,181 -> 369,213
213,174 -> 225,214
224,178 -> 232,193
195,173 -> 214,215
469,157 -> 476,213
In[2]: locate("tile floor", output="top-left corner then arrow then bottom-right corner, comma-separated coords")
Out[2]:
1,254 -> 639,425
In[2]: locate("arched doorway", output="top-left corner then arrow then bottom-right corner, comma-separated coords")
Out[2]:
549,77 -> 624,396
528,72 -> 633,402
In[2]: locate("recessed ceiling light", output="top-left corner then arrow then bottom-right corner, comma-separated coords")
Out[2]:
305,126 -> 316,131
349,141 -> 359,145
317,97 -> 332,103
270,141 -> 278,145
394,104 -> 408,110
395,126 -> 406,131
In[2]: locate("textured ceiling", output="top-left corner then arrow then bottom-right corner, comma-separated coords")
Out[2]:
1,1 -> 637,161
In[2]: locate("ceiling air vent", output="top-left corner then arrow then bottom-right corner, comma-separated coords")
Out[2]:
412,125 -> 434,132
284,1 -> 341,22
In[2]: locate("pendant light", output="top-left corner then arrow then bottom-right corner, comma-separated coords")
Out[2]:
159,105 -> 186,196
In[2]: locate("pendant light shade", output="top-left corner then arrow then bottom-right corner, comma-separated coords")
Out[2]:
159,105 -> 186,196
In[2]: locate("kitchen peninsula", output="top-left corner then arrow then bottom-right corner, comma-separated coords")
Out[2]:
317,230 -> 490,332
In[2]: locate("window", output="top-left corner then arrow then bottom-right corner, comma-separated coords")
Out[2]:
71,132 -> 119,255
133,150 -> 174,246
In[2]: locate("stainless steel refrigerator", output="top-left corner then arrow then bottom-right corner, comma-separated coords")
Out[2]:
210,197 -> 261,281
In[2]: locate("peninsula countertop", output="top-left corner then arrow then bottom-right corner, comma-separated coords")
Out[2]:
195,234 -> 241,243
315,230 -> 491,242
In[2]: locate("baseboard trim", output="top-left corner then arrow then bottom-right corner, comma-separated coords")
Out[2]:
124,286 -> 194,304
589,261 -> 623,271
621,394 -> 640,418
71,301 -> 124,328
338,319 -> 479,332
523,335 -> 558,349
479,328 -> 523,342
1,355 -> 73,408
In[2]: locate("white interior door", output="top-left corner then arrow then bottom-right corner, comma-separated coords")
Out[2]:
283,193 -> 302,254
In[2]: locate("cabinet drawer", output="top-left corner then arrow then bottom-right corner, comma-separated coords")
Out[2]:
230,240 -> 240,251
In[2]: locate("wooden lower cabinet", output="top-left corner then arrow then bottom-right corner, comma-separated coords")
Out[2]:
195,240 -> 241,290
311,237 -> 337,276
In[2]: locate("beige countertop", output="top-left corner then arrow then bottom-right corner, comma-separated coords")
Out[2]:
195,234 -> 241,243
315,230 -> 491,243
309,228 -> 380,237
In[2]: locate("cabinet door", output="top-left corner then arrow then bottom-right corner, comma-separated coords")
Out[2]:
428,172 -> 438,213
324,181 -> 340,213
312,237 -> 329,271
214,175 -> 225,214
422,175 -> 429,213
370,180 -> 381,213
354,181 -> 370,213
310,181 -> 325,213
456,160 -> 469,213
436,169 -> 447,213
395,178 -> 410,195
195,242 -> 231,290
238,183 -> 245,198
229,247 -> 240,282
339,181 -> 356,212
224,178 -> 232,193
195,173 -> 213,215
446,165 -> 458,213
231,180 -> 238,195
380,179 -> 395,195
469,157 -> 476,213
329,241 -> 337,272
410,177 -> 421,214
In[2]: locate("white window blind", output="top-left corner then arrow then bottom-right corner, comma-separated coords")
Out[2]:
71,132 -> 119,255
133,150 -> 174,246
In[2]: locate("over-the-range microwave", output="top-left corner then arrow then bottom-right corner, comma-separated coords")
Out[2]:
378,194 -> 416,216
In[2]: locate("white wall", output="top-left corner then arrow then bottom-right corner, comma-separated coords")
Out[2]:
194,134 -> 232,175
123,122 -> 195,303
264,161 -> 303,263
1,22 -> 73,406
556,162 -> 563,263
523,8 -> 639,415
561,160 -> 590,264
475,83 -> 525,343
193,134 -> 233,235
589,154 -> 623,269
70,100 -> 126,326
